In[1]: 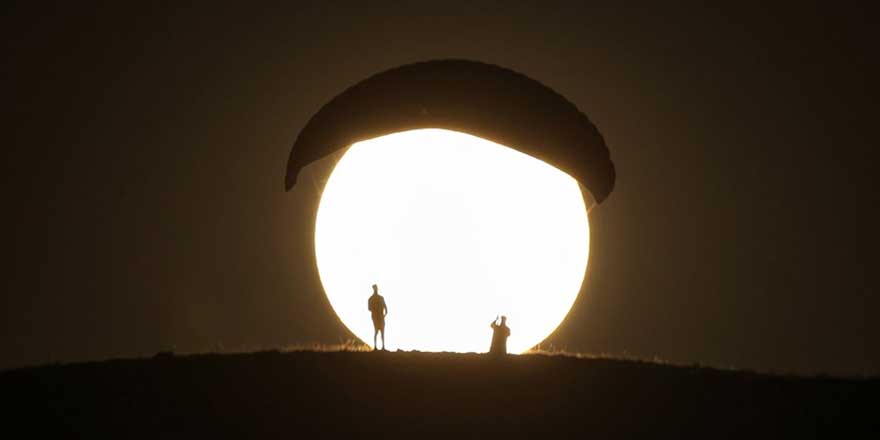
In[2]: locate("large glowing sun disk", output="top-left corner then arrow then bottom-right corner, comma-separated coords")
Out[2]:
314,129 -> 589,353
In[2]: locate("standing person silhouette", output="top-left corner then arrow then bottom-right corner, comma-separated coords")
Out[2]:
489,316 -> 511,356
367,284 -> 387,351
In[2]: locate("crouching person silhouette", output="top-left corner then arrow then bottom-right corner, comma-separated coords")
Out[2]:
489,316 -> 511,356
368,284 -> 387,351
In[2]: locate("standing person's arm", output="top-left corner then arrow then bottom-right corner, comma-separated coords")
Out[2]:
383,299 -> 388,317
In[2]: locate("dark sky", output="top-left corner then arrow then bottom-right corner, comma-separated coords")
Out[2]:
3,2 -> 878,375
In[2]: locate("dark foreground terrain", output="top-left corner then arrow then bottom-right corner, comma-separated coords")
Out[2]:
2,350 -> 877,438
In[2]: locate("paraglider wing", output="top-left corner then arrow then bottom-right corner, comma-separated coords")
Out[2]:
285,59 -> 615,203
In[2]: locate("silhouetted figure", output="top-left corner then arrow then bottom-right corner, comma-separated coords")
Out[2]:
368,284 -> 387,351
489,316 -> 510,356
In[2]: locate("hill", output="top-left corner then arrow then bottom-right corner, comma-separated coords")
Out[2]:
2,350 -> 876,438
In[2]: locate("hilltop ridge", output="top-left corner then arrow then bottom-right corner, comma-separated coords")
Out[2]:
3,350 -> 876,438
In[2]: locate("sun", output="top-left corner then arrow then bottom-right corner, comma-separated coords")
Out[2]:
314,129 -> 590,353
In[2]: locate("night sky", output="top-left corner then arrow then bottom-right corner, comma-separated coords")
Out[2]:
4,3 -> 878,375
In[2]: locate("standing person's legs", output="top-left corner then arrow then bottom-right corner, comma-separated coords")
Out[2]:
380,328 -> 385,350
373,327 -> 379,350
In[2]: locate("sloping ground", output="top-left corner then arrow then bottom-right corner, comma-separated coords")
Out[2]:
2,350 -> 876,438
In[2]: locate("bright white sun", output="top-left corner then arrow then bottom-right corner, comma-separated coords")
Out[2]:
314,129 -> 590,353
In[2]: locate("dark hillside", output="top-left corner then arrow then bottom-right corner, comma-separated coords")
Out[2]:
2,351 -> 876,438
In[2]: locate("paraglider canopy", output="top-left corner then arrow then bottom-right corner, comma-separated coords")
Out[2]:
285,59 -> 615,204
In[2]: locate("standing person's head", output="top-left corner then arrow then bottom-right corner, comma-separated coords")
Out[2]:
501,316 -> 507,325
372,284 -> 378,294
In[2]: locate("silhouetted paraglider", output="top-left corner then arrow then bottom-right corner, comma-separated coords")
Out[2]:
285,59 -> 616,205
